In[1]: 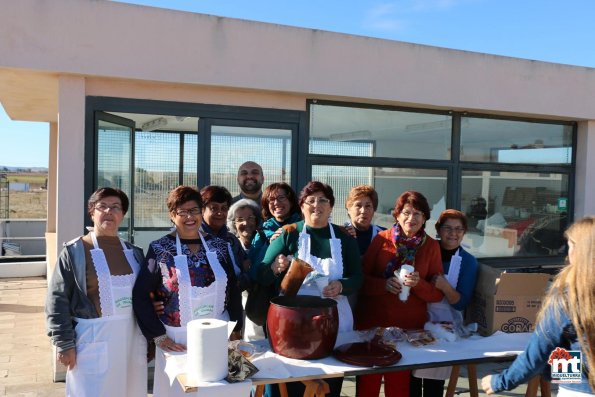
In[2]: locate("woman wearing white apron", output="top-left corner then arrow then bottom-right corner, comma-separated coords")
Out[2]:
46,187 -> 147,397
132,186 -> 243,397
255,181 -> 363,397
411,210 -> 479,397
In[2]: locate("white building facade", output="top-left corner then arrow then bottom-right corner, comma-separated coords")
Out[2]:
1,0 -> 594,271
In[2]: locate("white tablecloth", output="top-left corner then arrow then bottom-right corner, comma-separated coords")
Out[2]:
250,331 -> 530,379
165,331 -> 531,394
163,352 -> 252,397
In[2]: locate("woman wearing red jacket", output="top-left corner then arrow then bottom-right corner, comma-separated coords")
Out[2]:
354,190 -> 444,397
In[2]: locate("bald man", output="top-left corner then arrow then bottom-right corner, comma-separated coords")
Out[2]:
232,161 -> 264,206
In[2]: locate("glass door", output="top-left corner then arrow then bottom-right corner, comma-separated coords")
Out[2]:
95,112 -> 135,241
132,129 -> 198,249
206,120 -> 297,197
91,108 -> 302,247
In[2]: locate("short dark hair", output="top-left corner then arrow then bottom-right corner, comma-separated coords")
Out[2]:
435,209 -> 468,233
87,187 -> 129,217
261,182 -> 299,220
200,185 -> 232,208
167,186 -> 202,213
298,181 -> 335,208
346,185 -> 379,211
391,190 -> 431,222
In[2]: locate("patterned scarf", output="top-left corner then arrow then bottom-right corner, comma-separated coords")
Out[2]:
384,222 -> 426,278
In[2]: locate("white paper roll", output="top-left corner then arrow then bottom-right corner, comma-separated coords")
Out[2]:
187,318 -> 228,383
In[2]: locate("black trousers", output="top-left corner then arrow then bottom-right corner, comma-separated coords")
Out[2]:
264,377 -> 344,397
409,376 -> 446,397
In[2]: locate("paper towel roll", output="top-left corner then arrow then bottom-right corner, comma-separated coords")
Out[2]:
187,318 -> 229,383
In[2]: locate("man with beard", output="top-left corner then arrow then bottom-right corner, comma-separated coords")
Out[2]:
232,161 -> 264,207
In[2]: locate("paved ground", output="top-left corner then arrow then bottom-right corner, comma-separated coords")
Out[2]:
0,277 -> 64,396
0,277 -> 552,396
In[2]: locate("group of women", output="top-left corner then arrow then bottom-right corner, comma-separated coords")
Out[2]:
46,182 -> 595,397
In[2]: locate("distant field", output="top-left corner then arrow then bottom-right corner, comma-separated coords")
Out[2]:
5,191 -> 48,219
1,172 -> 48,219
6,173 -> 47,186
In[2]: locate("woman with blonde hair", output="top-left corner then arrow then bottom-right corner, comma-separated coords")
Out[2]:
482,216 -> 595,396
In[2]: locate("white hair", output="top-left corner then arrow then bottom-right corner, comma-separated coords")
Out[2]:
227,198 -> 261,234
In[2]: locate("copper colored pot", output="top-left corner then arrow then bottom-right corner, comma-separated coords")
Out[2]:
267,295 -> 339,360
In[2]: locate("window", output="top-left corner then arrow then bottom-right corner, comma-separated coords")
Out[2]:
309,102 -> 575,262
461,170 -> 569,258
310,104 -> 451,160
210,125 -> 292,197
312,165 -> 447,229
183,134 -> 198,186
135,131 -> 185,228
97,119 -> 132,231
461,117 -> 572,164
88,99 -> 302,248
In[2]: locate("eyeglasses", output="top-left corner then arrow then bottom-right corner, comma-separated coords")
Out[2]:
304,197 -> 331,206
175,207 -> 201,217
441,226 -> 465,234
400,210 -> 424,219
235,216 -> 257,224
95,203 -> 123,213
269,195 -> 287,203
206,205 -> 229,214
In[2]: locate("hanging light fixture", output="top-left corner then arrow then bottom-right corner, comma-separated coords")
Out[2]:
141,117 -> 168,131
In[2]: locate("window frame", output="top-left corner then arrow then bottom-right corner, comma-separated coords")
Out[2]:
85,96 -> 305,242
85,96 -> 576,267
307,100 -> 576,268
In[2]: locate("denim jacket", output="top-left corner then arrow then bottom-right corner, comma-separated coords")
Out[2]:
491,300 -> 592,394
45,236 -> 144,353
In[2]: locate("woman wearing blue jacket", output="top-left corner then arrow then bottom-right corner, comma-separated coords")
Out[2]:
249,182 -> 301,271
482,216 -> 595,396
411,209 -> 479,397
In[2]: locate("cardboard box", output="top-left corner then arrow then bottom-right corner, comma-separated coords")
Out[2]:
466,264 -> 550,336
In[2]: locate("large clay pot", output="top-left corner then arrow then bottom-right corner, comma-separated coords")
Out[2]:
267,295 -> 339,360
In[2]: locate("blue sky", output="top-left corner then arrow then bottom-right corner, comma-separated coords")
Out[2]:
2,0 -> 595,167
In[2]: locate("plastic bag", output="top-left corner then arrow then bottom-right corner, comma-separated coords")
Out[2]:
226,342 -> 259,383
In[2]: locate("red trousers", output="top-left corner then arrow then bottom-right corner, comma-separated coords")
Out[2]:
356,371 -> 410,397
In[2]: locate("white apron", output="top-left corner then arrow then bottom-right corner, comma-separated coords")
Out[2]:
297,224 -> 354,333
414,249 -> 462,380
66,233 -> 147,397
153,232 -> 230,397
